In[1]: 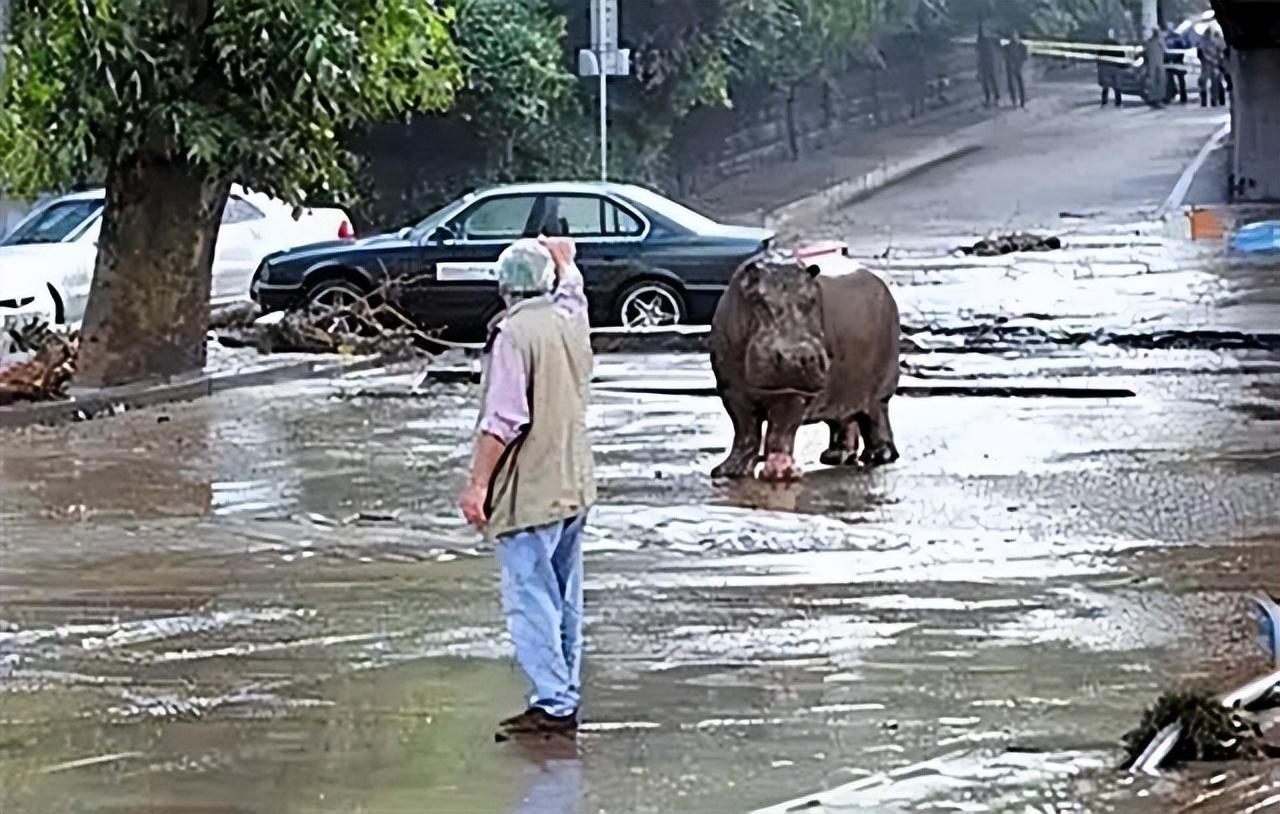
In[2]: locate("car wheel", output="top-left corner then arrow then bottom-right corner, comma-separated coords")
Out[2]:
617,281 -> 685,329
305,279 -> 377,336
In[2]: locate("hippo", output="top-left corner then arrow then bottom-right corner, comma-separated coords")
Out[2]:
710,259 -> 900,481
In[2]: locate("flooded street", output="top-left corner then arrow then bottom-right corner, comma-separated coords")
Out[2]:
4,97 -> 1280,813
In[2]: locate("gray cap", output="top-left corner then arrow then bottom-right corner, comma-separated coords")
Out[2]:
496,239 -> 556,297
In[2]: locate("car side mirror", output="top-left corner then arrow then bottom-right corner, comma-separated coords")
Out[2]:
429,225 -> 457,244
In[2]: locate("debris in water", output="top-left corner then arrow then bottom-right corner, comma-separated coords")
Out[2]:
215,281 -> 448,359
0,323 -> 78,406
1123,689 -> 1266,768
960,233 -> 1063,256
350,510 -> 400,524
209,301 -> 261,331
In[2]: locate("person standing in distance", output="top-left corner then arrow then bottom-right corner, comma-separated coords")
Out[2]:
1098,29 -> 1123,108
977,23 -> 1002,108
458,236 -> 596,742
1003,30 -> 1028,108
1143,27 -> 1166,106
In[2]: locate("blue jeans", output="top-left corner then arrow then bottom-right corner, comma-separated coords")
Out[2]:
496,514 -> 586,717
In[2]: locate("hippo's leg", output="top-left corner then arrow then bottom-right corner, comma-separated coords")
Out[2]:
760,397 -> 807,482
840,420 -> 864,466
819,419 -> 857,467
857,397 -> 900,467
712,392 -> 763,479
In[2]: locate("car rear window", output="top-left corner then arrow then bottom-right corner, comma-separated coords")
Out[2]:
2,199 -> 102,245
552,196 -> 644,238
618,186 -> 719,233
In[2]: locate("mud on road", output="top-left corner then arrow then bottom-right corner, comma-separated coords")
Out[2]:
3,213 -> 1280,813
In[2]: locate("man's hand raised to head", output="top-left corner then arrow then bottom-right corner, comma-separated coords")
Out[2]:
538,236 -> 576,278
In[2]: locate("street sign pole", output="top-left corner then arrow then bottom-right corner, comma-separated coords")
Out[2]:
598,0 -> 608,181
579,0 -> 627,181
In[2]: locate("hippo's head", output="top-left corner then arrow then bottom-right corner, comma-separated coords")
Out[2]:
728,260 -> 830,397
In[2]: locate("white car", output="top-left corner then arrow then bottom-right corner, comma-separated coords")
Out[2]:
0,186 -> 355,326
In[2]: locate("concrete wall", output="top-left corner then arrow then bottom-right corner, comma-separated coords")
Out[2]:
1231,48 -> 1280,202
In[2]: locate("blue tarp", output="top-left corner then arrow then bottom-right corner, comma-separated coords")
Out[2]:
1231,221 -> 1280,254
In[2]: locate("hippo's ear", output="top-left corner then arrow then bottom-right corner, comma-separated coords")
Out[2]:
805,264 -> 821,279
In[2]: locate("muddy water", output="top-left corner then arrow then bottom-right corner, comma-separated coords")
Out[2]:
3,229 -> 1280,812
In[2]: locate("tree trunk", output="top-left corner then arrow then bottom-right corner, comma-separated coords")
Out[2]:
75,153 -> 229,389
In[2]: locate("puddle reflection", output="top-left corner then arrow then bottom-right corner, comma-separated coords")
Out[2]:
507,738 -> 583,814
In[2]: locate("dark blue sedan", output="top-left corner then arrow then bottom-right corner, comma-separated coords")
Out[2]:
251,182 -> 773,339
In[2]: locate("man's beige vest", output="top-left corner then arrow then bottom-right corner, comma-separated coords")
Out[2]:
480,296 -> 595,539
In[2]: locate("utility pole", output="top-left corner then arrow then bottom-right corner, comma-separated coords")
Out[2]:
597,0 -> 607,182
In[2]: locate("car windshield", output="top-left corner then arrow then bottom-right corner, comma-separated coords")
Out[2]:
2,198 -> 102,246
408,196 -> 473,242
618,186 -> 721,233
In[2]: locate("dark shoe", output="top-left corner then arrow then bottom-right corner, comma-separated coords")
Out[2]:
495,708 -> 578,742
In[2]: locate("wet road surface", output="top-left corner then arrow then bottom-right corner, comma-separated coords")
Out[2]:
4,90 -> 1280,813
4,251 -> 1280,813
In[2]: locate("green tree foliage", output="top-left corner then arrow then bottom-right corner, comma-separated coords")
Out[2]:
0,0 -> 462,387
0,0 -> 460,202
949,0 -> 1188,40
613,0 -> 888,174
452,0 -> 576,170
727,0 -> 879,157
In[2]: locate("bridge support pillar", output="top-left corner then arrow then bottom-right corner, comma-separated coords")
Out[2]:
1231,49 -> 1280,202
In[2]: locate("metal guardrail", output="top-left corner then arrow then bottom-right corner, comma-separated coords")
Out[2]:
953,35 -> 1205,71
1025,38 -> 1203,72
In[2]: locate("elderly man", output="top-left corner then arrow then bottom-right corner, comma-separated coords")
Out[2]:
458,236 -> 596,742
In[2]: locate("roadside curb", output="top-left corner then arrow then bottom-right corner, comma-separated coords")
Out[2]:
0,354 -> 382,430
765,140 -> 982,232
1157,119 -> 1232,219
